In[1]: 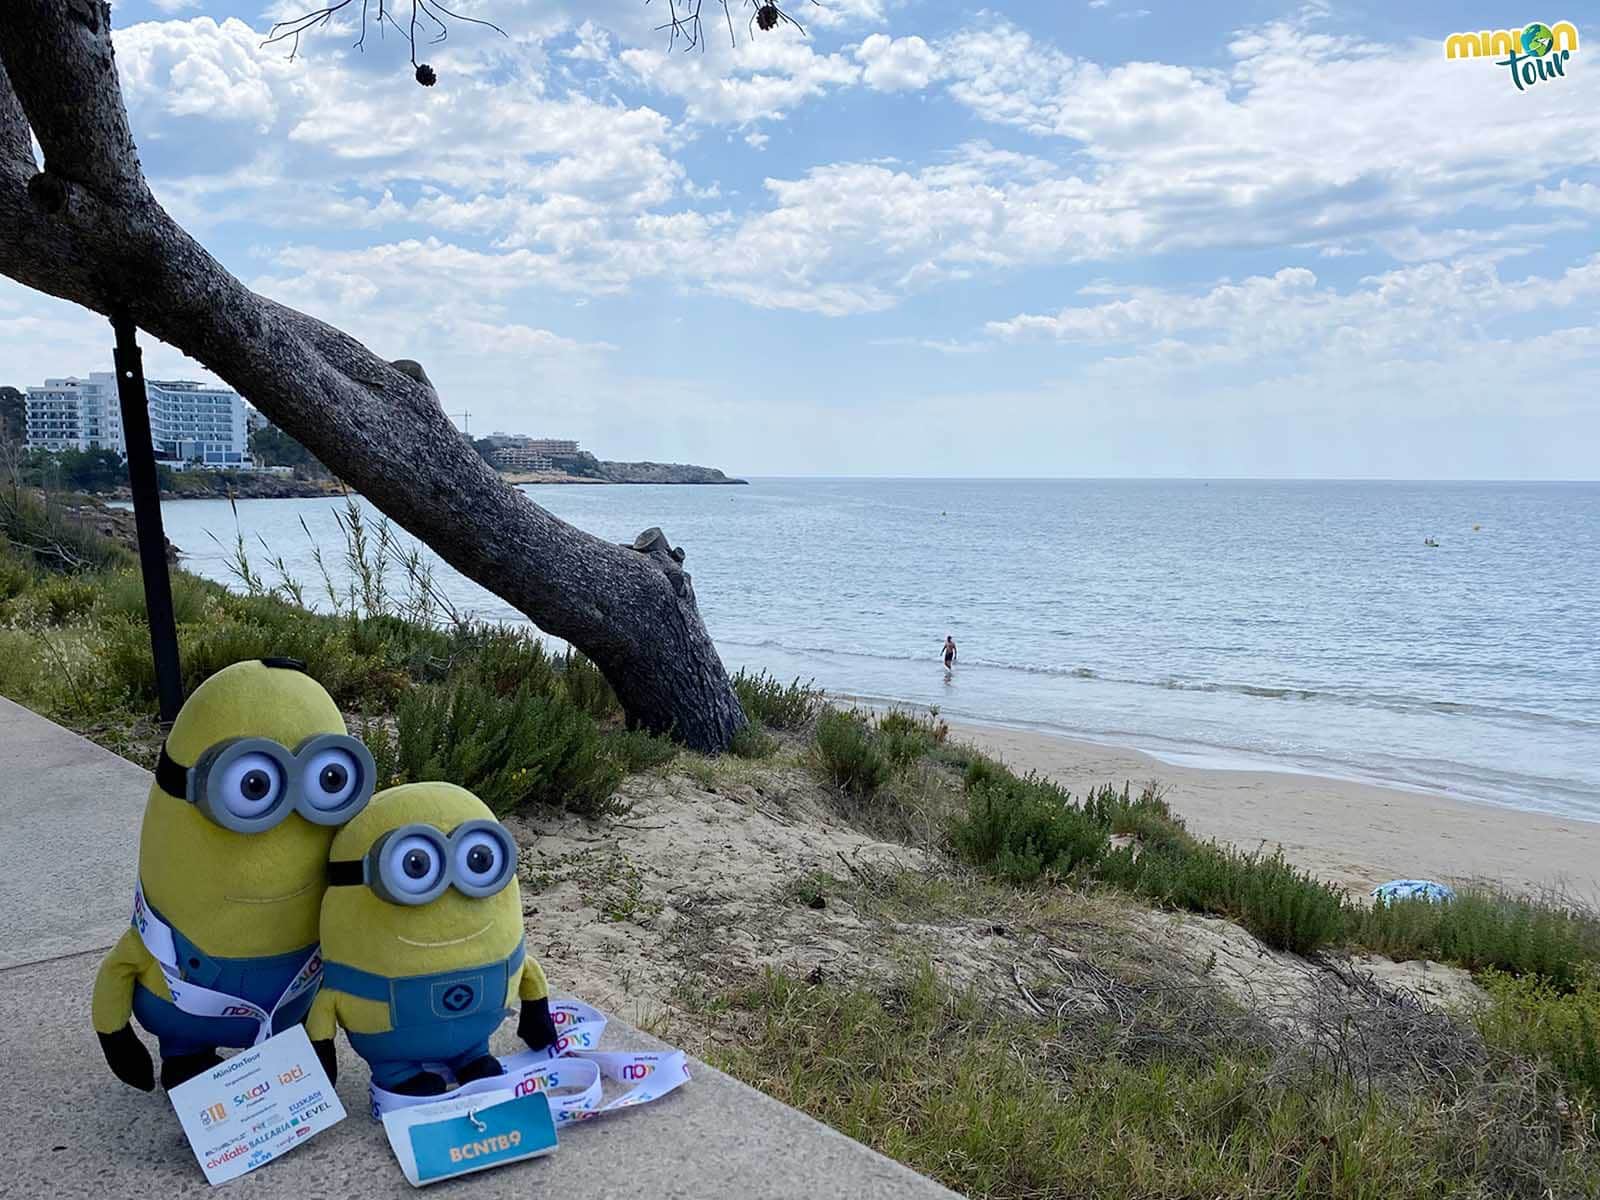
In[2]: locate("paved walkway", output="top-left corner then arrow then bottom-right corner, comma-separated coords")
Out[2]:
0,698 -> 957,1198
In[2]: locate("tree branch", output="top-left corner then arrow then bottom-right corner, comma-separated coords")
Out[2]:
0,2 -> 746,748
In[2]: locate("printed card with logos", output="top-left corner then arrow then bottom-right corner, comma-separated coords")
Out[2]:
381,1088 -> 559,1187
167,1025 -> 347,1186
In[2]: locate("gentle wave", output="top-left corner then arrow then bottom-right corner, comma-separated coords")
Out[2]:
718,636 -> 1599,733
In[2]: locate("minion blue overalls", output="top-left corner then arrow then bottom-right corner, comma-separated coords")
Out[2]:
130,893 -> 319,1058
322,942 -> 525,1089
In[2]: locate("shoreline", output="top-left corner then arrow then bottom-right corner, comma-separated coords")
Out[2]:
944,717 -> 1600,901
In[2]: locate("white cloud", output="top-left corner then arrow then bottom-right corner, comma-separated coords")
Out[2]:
1535,180 -> 1600,215
564,20 -> 615,62
986,256 -> 1600,382
620,38 -> 860,124
854,33 -> 940,92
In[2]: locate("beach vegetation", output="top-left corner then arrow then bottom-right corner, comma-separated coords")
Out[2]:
1476,966 -> 1600,1118
950,769 -> 1109,883
812,708 -> 893,798
1353,888 -> 1600,990
704,962 -> 1600,1200
732,668 -> 823,730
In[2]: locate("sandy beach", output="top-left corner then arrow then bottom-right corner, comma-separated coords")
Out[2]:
948,720 -> 1600,902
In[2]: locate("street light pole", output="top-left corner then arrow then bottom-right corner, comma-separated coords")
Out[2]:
110,312 -> 183,725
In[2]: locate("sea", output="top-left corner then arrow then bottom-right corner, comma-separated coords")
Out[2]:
135,479 -> 1600,823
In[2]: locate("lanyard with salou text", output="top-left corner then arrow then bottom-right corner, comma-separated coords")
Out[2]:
368,998 -> 691,1122
130,881 -> 324,1046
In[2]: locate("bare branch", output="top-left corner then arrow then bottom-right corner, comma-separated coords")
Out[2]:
262,0 -> 505,82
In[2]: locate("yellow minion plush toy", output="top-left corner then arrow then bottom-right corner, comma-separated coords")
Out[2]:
92,658 -> 375,1090
308,782 -> 558,1095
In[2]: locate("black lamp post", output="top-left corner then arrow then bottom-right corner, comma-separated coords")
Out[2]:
110,312 -> 183,725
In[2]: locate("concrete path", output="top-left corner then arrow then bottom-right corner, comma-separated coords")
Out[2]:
0,698 -> 957,1198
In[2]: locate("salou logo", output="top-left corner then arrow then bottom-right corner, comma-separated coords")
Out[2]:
620,1063 -> 653,1082
233,1081 -> 271,1106
1444,21 -> 1579,90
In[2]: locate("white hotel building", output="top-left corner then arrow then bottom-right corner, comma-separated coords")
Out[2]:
24,373 -> 250,467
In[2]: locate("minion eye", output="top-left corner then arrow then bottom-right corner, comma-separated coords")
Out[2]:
384,834 -> 442,897
218,752 -> 285,818
457,831 -> 503,882
302,747 -> 362,811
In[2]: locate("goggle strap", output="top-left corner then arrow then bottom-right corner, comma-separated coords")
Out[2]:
155,743 -> 191,801
327,860 -> 366,887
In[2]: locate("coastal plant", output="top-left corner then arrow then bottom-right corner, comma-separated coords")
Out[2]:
0,488 -> 132,574
461,625 -> 560,698
99,568 -> 212,625
949,771 -> 1109,883
392,672 -> 625,818
604,727 -> 680,773
1099,839 -> 1349,956
560,649 -> 621,721
1475,966 -> 1600,1117
1354,890 -> 1600,989
876,709 -> 946,766
813,709 -> 892,798
733,669 -> 822,730
705,964 -> 1600,1200
729,723 -> 779,759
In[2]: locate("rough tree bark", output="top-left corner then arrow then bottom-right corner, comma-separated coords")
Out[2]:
0,2 -> 747,749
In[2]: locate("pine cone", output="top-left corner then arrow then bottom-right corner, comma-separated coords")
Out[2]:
756,4 -> 779,32
415,63 -> 437,87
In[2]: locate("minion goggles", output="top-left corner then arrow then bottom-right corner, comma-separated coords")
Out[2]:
326,821 -> 517,906
155,734 -> 376,835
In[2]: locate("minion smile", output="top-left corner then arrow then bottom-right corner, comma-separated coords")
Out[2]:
396,921 -> 493,949
225,881 -> 318,905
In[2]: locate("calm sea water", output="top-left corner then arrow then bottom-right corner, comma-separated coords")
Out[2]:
140,479 -> 1600,822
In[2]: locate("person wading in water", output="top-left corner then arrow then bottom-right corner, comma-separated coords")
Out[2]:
942,635 -> 958,672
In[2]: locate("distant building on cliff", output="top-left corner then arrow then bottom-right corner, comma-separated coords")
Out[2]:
24,372 -> 250,466
481,433 -> 581,472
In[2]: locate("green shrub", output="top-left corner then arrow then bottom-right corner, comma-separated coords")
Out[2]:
33,574 -> 98,625
1476,967 -> 1600,1113
0,627 -> 42,698
605,727 -> 679,773
733,670 -> 822,730
813,709 -> 892,797
1100,840 -> 1349,956
0,553 -> 33,601
876,709 -> 935,766
950,772 -> 1109,884
560,650 -> 620,720
100,568 -> 211,625
393,672 -> 624,817
1354,890 -> 1600,988
730,723 -> 779,759
0,489 -> 132,574
707,964 -> 1600,1200
463,627 -> 559,698
962,754 -> 1010,791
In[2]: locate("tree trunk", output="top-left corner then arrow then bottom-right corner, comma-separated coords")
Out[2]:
0,3 -> 746,749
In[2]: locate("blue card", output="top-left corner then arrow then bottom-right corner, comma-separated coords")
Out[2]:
398,1092 -> 558,1185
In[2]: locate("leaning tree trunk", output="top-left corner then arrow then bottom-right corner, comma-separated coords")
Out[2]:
0,2 -> 746,749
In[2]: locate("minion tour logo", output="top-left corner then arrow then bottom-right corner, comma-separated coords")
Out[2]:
1445,21 -> 1579,91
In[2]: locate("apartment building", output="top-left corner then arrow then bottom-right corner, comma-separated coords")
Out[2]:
24,373 -> 250,466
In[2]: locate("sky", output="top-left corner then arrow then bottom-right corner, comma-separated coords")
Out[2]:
1,1 -> 1597,478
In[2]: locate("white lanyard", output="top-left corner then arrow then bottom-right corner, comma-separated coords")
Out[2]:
131,882 -> 324,1047
369,999 -> 691,1122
